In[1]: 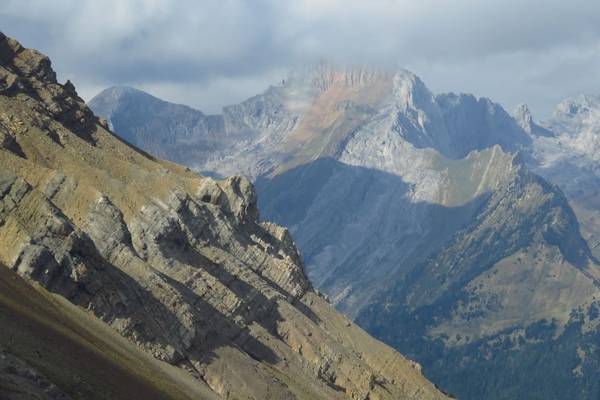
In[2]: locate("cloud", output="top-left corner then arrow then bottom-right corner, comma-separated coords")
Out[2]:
2,0 -> 600,117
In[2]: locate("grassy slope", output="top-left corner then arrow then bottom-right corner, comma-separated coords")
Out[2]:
0,264 -> 217,400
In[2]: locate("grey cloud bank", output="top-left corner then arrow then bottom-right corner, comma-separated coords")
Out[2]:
2,0 -> 600,117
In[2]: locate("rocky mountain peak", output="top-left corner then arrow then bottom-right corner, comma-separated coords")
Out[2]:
94,86 -> 147,103
514,103 -> 555,137
91,86 -> 205,118
392,68 -> 433,107
285,61 -> 393,92
1,32 -> 449,400
0,31 -> 100,142
514,103 -> 533,125
554,94 -> 600,119
547,94 -> 600,142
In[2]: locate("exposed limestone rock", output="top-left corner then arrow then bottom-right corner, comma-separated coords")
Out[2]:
0,32 -> 448,400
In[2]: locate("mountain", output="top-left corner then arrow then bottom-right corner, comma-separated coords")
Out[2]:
514,103 -> 554,138
0,33 -> 449,400
354,150 -> 600,399
525,96 -> 600,260
90,63 -> 600,399
89,86 -> 225,171
0,264 -> 219,400
90,64 -> 531,179
251,72 -> 600,399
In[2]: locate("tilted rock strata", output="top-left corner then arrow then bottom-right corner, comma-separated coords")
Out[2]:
90,59 -> 600,399
0,32 -> 448,400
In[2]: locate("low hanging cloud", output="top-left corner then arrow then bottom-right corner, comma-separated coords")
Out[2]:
2,0 -> 600,117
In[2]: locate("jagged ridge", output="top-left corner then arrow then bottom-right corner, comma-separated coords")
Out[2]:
90,60 -> 600,400
0,32 -> 448,400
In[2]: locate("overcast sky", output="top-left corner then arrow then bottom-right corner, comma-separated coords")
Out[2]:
2,0 -> 600,119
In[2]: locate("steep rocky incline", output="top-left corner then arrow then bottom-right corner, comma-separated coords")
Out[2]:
356,147 -> 600,399
90,61 -> 600,399
0,33 -> 449,400
89,63 -> 532,180
0,263 -> 220,400
89,86 -> 225,169
256,146 -> 542,315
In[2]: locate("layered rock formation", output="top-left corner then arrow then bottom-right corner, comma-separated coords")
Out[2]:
0,33 -> 449,400
90,64 -> 532,179
90,61 -> 600,399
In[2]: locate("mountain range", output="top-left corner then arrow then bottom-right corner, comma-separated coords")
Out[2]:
90,61 -> 600,399
0,32 -> 450,400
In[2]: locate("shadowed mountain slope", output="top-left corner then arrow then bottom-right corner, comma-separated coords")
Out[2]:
0,265 -> 219,400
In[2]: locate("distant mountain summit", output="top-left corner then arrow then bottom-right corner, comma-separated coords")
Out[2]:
285,62 -> 394,92
89,86 -> 224,164
554,94 -> 600,121
547,94 -> 600,158
0,32 -> 450,400
514,103 -> 555,137
91,63 -> 600,399
527,94 -> 600,262
90,64 -> 531,176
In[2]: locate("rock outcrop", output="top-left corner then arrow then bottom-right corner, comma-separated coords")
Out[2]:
90,63 -> 533,180
524,95 -> 600,260
90,60 -> 600,400
0,32 -> 448,400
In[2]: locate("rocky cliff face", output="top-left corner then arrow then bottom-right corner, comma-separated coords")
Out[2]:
89,86 -> 225,170
524,95 -> 600,260
0,33 -> 449,400
90,60 -> 600,399
90,63 -> 532,179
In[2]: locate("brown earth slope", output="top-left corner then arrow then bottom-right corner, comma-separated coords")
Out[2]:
0,264 -> 219,400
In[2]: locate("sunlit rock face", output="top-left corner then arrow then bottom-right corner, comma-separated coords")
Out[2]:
0,33 -> 450,400
91,60 -> 600,400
